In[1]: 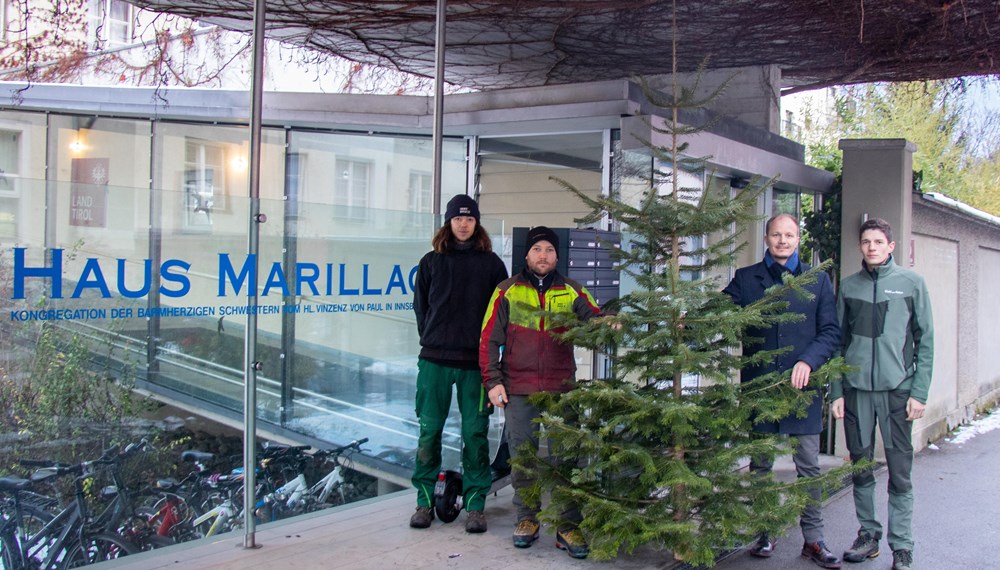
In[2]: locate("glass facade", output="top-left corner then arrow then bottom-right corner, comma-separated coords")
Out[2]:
2,112 -> 479,484
1,101 -> 822,493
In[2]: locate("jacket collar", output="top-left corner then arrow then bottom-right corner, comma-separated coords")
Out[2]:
863,254 -> 897,278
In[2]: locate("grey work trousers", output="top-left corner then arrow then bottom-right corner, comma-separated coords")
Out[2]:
750,432 -> 824,544
505,394 -> 581,526
842,386 -> 915,552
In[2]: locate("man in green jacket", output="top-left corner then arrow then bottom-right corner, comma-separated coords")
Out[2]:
830,218 -> 933,570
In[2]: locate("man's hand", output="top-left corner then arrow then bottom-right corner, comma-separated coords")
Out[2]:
487,385 -> 508,408
830,397 -> 845,420
906,398 -> 926,421
791,361 -> 812,389
594,315 -> 623,331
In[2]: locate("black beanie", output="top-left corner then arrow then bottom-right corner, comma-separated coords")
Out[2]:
444,194 -> 480,223
525,226 -> 559,253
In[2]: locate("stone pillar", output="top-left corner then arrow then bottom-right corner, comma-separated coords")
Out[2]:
838,139 -> 916,273
834,138 -> 916,459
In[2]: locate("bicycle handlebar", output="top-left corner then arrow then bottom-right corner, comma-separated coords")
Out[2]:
315,437 -> 369,459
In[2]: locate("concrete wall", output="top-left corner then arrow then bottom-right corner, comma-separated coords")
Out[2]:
911,198 -> 1000,448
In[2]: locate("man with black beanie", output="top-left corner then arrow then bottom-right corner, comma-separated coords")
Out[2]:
479,225 -> 603,559
410,194 -> 507,533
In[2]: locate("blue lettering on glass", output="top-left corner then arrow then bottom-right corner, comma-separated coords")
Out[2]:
72,258 -> 112,298
338,263 -> 360,296
10,248 -> 418,302
385,265 -> 407,295
160,259 -> 191,297
14,247 -> 63,299
362,264 -> 382,296
262,262 -> 290,297
218,253 -> 254,296
408,265 -> 418,292
297,263 -> 320,296
117,259 -> 151,298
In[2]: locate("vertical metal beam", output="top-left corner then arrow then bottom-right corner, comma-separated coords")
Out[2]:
147,122 -> 162,385
431,0 -> 447,213
242,0 -> 267,550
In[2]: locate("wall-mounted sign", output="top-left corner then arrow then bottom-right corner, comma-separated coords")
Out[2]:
70,158 -> 109,227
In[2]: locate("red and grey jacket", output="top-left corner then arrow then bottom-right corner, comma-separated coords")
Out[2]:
479,269 -> 601,395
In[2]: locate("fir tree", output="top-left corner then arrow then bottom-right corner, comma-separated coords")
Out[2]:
514,7 -> 855,565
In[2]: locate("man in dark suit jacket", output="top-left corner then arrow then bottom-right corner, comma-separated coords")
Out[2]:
724,214 -> 842,569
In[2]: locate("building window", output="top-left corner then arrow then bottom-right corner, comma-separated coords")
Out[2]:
184,140 -> 224,228
408,171 -> 432,213
0,128 -> 20,191
334,158 -> 369,208
89,0 -> 133,48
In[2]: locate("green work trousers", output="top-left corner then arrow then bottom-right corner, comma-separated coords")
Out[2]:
843,386 -> 915,551
411,359 -> 492,512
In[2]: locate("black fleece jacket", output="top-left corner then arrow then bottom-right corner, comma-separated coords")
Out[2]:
413,243 -> 508,368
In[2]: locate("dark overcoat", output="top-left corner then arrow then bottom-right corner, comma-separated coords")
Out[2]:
723,260 -> 839,435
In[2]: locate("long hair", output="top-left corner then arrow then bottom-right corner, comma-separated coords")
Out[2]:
431,222 -> 494,254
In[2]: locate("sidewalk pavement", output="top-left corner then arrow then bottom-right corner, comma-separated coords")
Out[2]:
104,418 -> 999,570
713,416 -> 1000,570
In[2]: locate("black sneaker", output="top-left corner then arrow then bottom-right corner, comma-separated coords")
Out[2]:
891,549 -> 913,570
749,534 -> 775,558
465,510 -> 487,533
555,528 -> 590,559
802,541 -> 843,569
409,506 -> 434,529
843,531 -> 880,562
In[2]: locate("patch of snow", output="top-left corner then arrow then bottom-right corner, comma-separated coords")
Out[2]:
947,407 -> 1000,445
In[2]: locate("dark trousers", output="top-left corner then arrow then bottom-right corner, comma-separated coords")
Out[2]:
505,394 -> 581,527
750,432 -> 824,543
843,386 -> 914,551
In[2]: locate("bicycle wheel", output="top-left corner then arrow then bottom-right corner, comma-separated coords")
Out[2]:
66,532 -> 138,567
1,530 -> 21,570
7,503 -> 56,568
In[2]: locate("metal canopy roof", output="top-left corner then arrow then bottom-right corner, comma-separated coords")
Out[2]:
126,0 -> 999,92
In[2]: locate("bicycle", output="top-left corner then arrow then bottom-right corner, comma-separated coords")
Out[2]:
0,447 -> 139,569
134,450 -> 218,544
254,438 -> 368,522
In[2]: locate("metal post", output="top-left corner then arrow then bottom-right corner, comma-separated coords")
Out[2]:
431,0 -> 446,213
242,0 -> 267,549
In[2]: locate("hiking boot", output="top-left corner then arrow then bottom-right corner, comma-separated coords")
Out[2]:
409,506 -> 434,529
843,531 -> 880,562
512,518 -> 539,548
891,549 -> 913,570
801,541 -> 843,569
465,510 -> 487,533
748,534 -> 775,558
556,527 -> 590,559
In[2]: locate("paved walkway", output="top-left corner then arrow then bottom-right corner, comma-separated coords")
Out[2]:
103,414 -> 1000,570
713,413 -> 1000,570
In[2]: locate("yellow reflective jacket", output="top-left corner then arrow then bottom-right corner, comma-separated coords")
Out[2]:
479,270 -> 600,394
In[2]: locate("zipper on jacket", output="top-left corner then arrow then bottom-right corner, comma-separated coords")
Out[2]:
869,268 -> 878,391
538,288 -> 546,391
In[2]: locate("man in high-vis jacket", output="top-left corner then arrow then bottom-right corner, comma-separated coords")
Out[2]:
831,218 -> 934,570
479,225 -> 602,560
